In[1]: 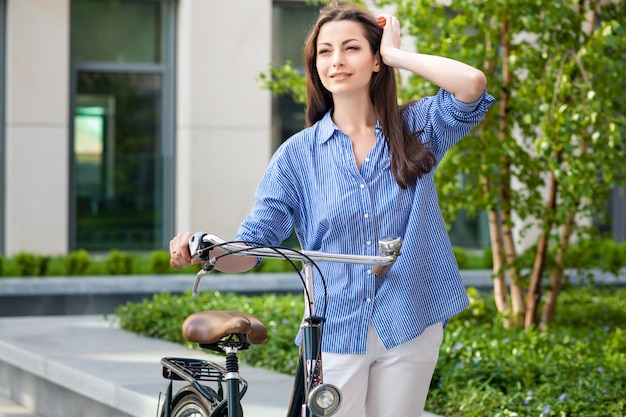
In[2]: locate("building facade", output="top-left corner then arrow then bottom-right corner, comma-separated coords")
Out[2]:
1,0 -> 277,255
0,0 -> 623,256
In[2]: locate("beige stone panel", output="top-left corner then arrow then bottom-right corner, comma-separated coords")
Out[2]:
5,0 -> 69,125
176,126 -> 270,239
5,126 -> 69,255
174,127 -> 193,234
176,0 -> 273,236
176,0 -> 272,128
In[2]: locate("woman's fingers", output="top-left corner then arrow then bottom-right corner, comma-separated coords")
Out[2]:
169,232 -> 193,269
377,14 -> 399,29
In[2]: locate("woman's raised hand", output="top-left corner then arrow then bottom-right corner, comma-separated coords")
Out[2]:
377,14 -> 402,66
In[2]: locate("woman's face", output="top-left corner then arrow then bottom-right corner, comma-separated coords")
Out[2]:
315,20 -> 380,97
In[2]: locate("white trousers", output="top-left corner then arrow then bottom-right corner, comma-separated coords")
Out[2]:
322,322 -> 443,417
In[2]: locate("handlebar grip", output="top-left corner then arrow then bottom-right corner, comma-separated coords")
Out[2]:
379,236 -> 402,257
373,236 -> 402,277
189,231 -> 209,260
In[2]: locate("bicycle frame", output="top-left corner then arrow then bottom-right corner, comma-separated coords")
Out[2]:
160,233 -> 402,417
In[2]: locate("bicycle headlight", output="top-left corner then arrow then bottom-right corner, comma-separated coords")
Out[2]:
308,384 -> 341,416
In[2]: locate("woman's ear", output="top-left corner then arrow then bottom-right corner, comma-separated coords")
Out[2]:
373,53 -> 381,72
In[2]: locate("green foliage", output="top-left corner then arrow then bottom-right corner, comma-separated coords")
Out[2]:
428,287 -> 626,416
65,249 -> 91,275
37,256 -> 50,276
373,0 -> 626,234
258,60 -> 307,104
115,289 -> 304,375
149,250 -> 172,274
566,237 -> 626,276
12,252 -> 50,276
481,246 -> 494,269
104,249 -> 133,275
116,286 -> 626,416
255,257 -> 303,273
453,246 -> 469,269
3,238 -> 626,277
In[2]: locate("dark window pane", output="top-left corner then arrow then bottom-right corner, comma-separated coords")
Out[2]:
272,2 -> 320,145
74,72 -> 162,250
71,0 -> 161,63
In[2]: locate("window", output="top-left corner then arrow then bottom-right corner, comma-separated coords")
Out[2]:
272,1 -> 321,147
70,0 -> 175,251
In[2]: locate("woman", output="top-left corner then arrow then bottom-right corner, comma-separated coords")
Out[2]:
170,2 -> 494,416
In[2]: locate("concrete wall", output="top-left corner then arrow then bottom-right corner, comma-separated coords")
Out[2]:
4,0 -> 70,255
175,0 -> 272,240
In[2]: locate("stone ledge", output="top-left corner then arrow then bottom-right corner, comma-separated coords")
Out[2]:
0,269 -> 623,317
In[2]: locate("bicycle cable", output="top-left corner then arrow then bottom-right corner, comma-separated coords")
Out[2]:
195,241 -> 329,322
197,240 -> 335,394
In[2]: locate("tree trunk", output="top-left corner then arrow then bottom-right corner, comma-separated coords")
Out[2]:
480,20 -> 510,314
492,16 -> 517,318
502,218 -> 526,323
540,212 -> 575,331
487,207 -> 509,313
525,171 -> 558,329
537,0 -> 595,331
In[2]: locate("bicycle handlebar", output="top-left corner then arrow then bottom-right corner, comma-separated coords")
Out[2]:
188,232 -> 402,297
192,233 -> 402,265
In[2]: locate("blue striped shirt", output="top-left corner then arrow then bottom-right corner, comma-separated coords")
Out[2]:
236,88 -> 495,354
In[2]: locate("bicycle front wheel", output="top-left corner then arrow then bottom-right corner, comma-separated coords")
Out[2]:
170,391 -> 214,417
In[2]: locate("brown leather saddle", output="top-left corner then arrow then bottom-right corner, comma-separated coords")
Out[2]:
182,311 -> 268,352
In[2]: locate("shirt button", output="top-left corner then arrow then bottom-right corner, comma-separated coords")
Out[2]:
364,213 -> 369,219
364,157 -> 370,162
366,240 -> 371,246
360,183 -> 365,189
365,297 -> 372,303
367,269 -> 372,275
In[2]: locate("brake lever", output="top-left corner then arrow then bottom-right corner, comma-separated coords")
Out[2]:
189,231 -> 218,297
192,269 -> 208,297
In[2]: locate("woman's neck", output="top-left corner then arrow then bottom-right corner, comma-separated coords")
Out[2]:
331,94 -> 377,137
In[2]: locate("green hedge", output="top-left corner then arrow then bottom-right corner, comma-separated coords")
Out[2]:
1,238 -> 625,277
115,285 -> 626,416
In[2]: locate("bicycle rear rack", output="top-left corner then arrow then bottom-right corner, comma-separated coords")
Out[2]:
162,357 -> 248,398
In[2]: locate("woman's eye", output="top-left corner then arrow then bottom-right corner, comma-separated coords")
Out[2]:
318,49 -> 330,55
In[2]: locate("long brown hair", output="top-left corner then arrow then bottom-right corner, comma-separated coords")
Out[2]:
303,1 -> 436,188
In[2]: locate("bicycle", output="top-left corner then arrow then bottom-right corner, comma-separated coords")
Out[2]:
158,231 -> 402,417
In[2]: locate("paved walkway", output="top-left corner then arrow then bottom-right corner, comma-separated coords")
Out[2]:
0,315 -> 296,417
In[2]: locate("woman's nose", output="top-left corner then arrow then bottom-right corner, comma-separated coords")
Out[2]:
332,51 -> 344,67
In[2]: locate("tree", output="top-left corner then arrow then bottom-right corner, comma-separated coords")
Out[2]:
259,0 -> 626,330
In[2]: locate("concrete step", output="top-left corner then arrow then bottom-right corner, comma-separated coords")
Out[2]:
0,315 -> 295,417
0,393 -> 42,417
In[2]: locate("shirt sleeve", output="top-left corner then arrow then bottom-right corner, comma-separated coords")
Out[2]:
235,143 -> 298,246
404,89 -> 495,161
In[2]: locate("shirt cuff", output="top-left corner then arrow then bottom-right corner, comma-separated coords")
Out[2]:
451,91 -> 485,112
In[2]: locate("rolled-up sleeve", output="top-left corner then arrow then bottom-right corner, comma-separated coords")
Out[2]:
405,89 -> 495,160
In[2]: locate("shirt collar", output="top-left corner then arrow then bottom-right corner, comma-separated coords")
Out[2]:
318,111 -> 338,144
